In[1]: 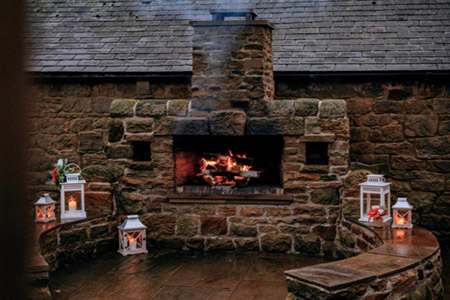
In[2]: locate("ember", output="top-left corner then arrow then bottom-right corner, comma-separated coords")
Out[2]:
198,150 -> 260,186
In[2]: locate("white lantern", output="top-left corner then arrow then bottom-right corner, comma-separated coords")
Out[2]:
359,174 -> 392,226
35,193 -> 56,223
60,168 -> 86,220
118,215 -> 148,256
392,197 -> 413,229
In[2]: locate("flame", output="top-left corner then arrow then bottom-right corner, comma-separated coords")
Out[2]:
397,216 -> 405,225
199,150 -> 253,186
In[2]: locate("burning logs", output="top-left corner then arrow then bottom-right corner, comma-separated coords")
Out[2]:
198,151 -> 260,186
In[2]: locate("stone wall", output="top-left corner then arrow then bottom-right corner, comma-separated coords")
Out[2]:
38,215 -> 119,270
190,20 -> 274,111
276,75 -> 450,241
286,248 -> 443,300
28,74 -> 450,245
106,97 -> 349,254
27,79 -> 189,217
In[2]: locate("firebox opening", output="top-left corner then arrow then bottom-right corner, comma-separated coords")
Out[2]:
306,142 -> 329,165
131,141 -> 151,161
174,136 -> 283,188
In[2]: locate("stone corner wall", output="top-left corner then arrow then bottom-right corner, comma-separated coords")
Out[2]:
276,77 -> 450,241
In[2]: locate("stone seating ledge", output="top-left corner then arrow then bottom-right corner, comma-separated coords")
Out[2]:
285,218 -> 443,300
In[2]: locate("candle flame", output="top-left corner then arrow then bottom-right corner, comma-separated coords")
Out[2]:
397,217 -> 405,225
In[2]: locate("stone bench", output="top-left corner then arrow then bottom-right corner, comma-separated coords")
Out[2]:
285,219 -> 443,300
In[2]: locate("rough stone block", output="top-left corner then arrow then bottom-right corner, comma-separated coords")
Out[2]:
108,120 -> 124,142
438,120 -> 450,135
410,171 -> 445,192
105,144 -> 132,159
135,100 -> 167,117
346,98 -> 373,115
230,224 -> 257,237
200,216 -> 227,235
142,214 -> 176,235
294,99 -> 319,116
85,193 -> 112,215
205,238 -> 235,251
176,215 -> 198,236
294,234 -> 321,254
234,238 -> 259,251
310,188 -> 340,205
167,100 -> 189,116
266,100 -> 294,117
155,117 -> 209,136
209,110 -> 246,135
246,117 -> 304,135
432,99 -> 450,114
186,237 -> 205,250
117,192 -> 144,214
391,155 -> 426,170
78,131 -> 103,152
110,99 -> 138,117
373,100 -> 404,114
126,119 -> 154,133
305,117 -> 321,135
59,228 -> 88,247
415,137 -> 450,158
240,207 -> 264,217
312,225 -> 336,241
319,100 -> 346,118
261,233 -> 292,252
405,115 -> 438,137
388,88 -> 412,100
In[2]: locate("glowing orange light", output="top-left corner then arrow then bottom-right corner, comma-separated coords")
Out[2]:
397,216 -> 405,225
395,229 -> 405,239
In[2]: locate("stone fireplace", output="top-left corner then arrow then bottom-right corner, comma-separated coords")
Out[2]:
108,10 -> 350,253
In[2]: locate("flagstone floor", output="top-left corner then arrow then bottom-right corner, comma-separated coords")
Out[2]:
50,251 -> 333,300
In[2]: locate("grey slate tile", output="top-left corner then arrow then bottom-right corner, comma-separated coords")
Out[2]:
26,0 -> 450,73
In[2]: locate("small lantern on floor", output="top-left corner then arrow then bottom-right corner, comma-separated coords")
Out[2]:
118,215 -> 148,256
35,193 -> 56,223
392,197 -> 413,229
359,174 -> 392,226
60,164 -> 86,220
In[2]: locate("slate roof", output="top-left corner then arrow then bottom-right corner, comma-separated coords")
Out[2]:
27,0 -> 450,73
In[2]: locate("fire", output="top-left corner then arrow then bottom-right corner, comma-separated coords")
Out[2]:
198,150 -> 256,186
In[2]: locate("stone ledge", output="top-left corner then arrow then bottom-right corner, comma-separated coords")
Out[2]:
285,218 -> 442,299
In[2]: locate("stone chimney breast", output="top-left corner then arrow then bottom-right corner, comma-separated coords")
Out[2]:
190,10 -> 274,112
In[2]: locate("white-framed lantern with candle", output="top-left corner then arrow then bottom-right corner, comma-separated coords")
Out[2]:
392,197 -> 413,229
118,215 -> 148,256
359,174 -> 392,226
35,193 -> 56,223
60,164 -> 86,220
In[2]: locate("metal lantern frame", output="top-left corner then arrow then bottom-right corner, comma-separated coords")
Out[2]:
35,193 -> 56,223
392,197 -> 413,229
359,174 -> 392,226
60,164 -> 86,220
118,215 -> 148,256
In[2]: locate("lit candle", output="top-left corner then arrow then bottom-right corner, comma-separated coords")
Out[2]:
68,196 -> 77,213
128,236 -> 137,250
397,216 -> 405,225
